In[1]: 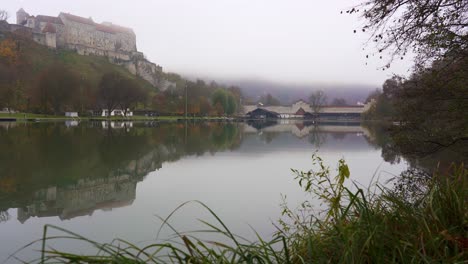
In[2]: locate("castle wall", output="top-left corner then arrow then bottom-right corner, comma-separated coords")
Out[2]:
59,14 -> 136,54
67,44 -> 131,60
45,32 -> 56,48
32,32 -> 46,45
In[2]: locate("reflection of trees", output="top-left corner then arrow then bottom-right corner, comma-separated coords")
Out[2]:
247,120 -> 278,130
388,167 -> 431,205
0,122 -> 243,222
362,122 -> 401,164
0,210 -> 9,223
259,131 -> 280,144
331,132 -> 346,140
362,122 -> 466,171
308,126 -> 326,149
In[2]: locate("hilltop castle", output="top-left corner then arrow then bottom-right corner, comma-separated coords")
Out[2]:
6,8 -> 165,87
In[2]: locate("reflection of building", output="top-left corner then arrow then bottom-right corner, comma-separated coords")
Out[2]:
244,121 -> 370,138
101,109 -> 133,117
17,174 -> 138,223
65,120 -> 79,127
101,121 -> 134,129
243,100 -> 372,119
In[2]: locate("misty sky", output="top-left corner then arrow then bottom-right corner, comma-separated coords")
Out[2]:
4,0 -> 412,87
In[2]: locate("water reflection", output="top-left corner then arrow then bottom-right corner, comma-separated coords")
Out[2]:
0,120 -> 444,226
0,121 -> 242,224
17,174 -> 138,222
0,120 -> 417,260
361,122 -> 467,172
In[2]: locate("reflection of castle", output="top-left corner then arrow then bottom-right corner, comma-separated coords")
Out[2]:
17,174 -> 138,223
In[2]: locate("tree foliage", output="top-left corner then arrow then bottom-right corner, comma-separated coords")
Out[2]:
98,72 -> 124,116
259,93 -> 281,106
0,10 -> 8,21
118,78 -> 147,116
211,88 -> 238,115
365,56 -> 468,156
309,91 -> 327,114
348,0 -> 468,65
97,72 -> 147,117
35,64 -> 81,114
331,98 -> 348,106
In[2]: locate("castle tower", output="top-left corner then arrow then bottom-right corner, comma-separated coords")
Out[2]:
16,8 -> 29,25
43,22 -> 57,49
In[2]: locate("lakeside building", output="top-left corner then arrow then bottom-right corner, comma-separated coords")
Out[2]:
101,109 -> 133,117
243,100 -> 372,119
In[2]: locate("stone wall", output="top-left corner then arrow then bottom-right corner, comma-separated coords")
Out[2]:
58,13 -> 136,53
45,32 -> 56,48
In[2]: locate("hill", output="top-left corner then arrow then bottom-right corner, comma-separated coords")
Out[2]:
0,31 -> 155,112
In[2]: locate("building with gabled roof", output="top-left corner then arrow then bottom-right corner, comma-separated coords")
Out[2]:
243,99 -> 373,120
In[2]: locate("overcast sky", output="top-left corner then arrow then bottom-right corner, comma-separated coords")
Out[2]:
4,0 -> 412,87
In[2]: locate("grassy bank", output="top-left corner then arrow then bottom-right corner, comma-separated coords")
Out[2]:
11,158 -> 467,263
0,113 -> 236,121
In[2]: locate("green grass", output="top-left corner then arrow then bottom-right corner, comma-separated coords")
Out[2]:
0,113 -> 236,121
10,157 -> 467,263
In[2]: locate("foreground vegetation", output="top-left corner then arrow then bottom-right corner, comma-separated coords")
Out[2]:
12,156 -> 466,263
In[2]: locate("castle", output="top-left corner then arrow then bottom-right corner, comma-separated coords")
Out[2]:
6,8 -> 166,87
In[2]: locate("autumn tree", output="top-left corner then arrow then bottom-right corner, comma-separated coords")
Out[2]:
211,89 -> 228,115
260,93 -> 281,106
35,64 -> 80,114
211,89 -> 238,116
0,39 -> 18,65
348,0 -> 468,66
0,38 -> 20,111
0,10 -> 8,21
198,96 -> 212,115
309,90 -> 327,114
0,64 -> 15,111
118,78 -> 147,117
226,93 -> 237,115
331,98 -> 348,106
98,72 -> 125,117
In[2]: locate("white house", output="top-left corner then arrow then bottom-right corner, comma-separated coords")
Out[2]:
65,112 -> 79,117
101,109 -> 133,117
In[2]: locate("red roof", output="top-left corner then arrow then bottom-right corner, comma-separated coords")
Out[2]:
295,107 -> 306,115
59,13 -> 133,34
61,13 -> 94,25
36,15 -> 63,25
323,105 -> 364,108
96,24 -> 117,34
42,22 -> 56,33
101,22 -> 134,34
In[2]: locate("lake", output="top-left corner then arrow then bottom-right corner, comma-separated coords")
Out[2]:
0,120 -> 407,261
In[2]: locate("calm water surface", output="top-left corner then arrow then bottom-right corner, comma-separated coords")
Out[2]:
0,121 -> 406,261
